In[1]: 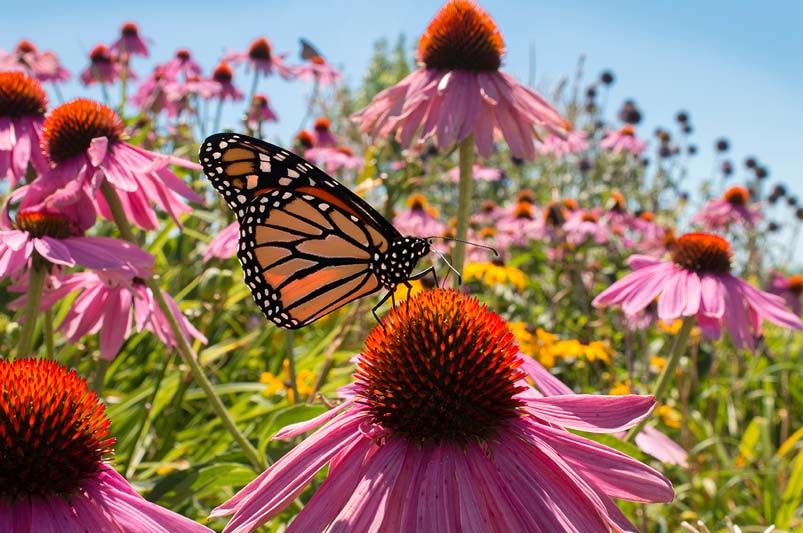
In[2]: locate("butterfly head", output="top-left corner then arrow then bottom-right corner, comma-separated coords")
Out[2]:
376,237 -> 431,289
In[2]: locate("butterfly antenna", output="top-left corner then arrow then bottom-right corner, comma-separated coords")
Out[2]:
426,236 -> 500,257
430,246 -> 463,286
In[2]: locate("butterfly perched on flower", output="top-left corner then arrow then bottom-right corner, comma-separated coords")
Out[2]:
199,133 -> 432,329
299,38 -> 322,61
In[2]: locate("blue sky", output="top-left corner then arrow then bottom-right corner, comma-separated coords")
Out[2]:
3,0 -> 802,262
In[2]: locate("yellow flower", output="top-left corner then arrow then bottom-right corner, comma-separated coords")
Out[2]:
655,404 -> 682,429
609,380 -> 632,395
509,322 -> 559,368
392,279 -> 425,302
260,360 -> 317,402
259,370 -> 285,397
658,319 -> 682,334
649,355 -> 668,373
552,339 -> 614,364
464,261 -> 527,290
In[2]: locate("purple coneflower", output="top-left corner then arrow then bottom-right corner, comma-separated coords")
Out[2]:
209,62 -> 244,102
0,71 -> 49,187
110,21 -> 149,57
691,186 -> 762,230
593,233 -> 802,349
246,94 -> 278,129
601,125 -> 647,156
212,289 -> 673,532
563,209 -> 610,246
0,39 -> 70,83
312,116 -> 337,147
204,221 -> 239,261
392,194 -> 446,239
766,272 -> 803,316
291,54 -> 341,85
0,359 -> 210,532
79,44 -> 136,86
447,163 -> 502,182
537,129 -> 589,156
223,37 -> 293,79
304,146 -> 362,173
163,48 -> 203,79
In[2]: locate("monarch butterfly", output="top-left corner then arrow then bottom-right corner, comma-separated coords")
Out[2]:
199,133 -> 433,329
299,38 -> 322,61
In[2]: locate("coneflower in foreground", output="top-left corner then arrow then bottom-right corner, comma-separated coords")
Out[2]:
212,289 -> 673,532
0,359 -> 210,532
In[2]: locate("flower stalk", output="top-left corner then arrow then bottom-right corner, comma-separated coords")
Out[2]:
451,134 -> 475,282
100,180 -> 266,471
16,257 -> 47,359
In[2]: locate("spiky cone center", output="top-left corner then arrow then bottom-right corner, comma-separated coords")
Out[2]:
418,0 -> 504,71
248,38 -> 273,62
609,192 -> 626,213
43,98 -> 123,164
0,359 -> 114,502
16,40 -> 37,54
723,185 -> 750,206
516,189 -> 536,205
544,202 -> 566,227
121,22 -> 140,37
176,48 -> 191,61
513,201 -> 535,220
89,44 -> 113,65
295,130 -> 315,149
406,193 -> 429,211
480,199 -> 498,214
314,117 -> 331,132
16,209 -> 75,239
354,289 -> 526,445
620,125 -> 636,136
788,275 -> 803,295
670,233 -> 732,274
581,212 -> 599,223
336,146 -> 354,156
0,71 -> 47,118
213,62 -> 234,83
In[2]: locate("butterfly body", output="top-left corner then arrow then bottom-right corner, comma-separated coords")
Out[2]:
200,133 -> 432,329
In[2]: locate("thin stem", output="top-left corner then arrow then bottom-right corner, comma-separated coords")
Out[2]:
43,309 -> 55,359
625,315 -> 694,442
247,70 -> 260,112
100,181 -> 266,471
451,134 -> 475,282
285,330 -> 299,404
16,260 -> 47,359
93,358 -> 109,393
298,78 -> 320,131
213,98 -> 224,132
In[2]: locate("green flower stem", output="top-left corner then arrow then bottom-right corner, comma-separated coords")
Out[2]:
285,330 -> 299,404
451,134 -> 475,284
93,358 -> 109,393
625,315 -> 694,443
100,181 -> 266,471
43,309 -> 55,359
16,259 -> 47,359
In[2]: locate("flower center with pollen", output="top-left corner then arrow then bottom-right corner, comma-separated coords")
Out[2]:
43,98 -> 124,164
788,275 -> 803,295
0,71 -> 47,118
0,359 -> 114,502
15,209 -> 75,239
213,62 -> 234,83
418,0 -> 505,72
723,186 -> 750,206
89,44 -> 113,65
670,233 -> 732,274
355,289 -> 526,444
248,38 -> 273,62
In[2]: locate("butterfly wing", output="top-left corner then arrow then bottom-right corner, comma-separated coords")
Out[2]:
299,38 -> 322,60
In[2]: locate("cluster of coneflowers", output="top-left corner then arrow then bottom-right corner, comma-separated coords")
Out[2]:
0,0 -> 802,532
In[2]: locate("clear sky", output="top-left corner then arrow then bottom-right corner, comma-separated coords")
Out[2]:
3,0 -> 802,262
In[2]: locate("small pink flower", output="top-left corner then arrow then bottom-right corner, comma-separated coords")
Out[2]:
0,39 -> 70,83
691,185 -> 762,230
563,209 -> 610,245
223,37 -> 293,79
537,129 -> 589,156
111,22 -> 150,57
303,146 -> 362,173
291,55 -> 341,85
79,44 -> 136,86
0,359 -> 210,532
246,94 -> 278,128
212,290 -> 672,532
312,117 -> 337,147
40,99 -> 203,230
163,48 -> 203,79
352,1 -> 568,160
0,71 -> 49,187
163,76 -> 221,118
601,125 -> 647,155
131,66 -> 170,115
766,272 -> 803,316
204,221 -> 239,261
392,194 -> 446,239
496,200 -> 544,247
447,163 -> 502,183
208,62 -> 244,102
593,233 -> 803,349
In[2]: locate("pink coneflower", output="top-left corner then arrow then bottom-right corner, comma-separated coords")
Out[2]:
447,163 -> 502,182
293,129 -> 315,152
303,146 -> 362,173
291,54 -> 341,85
0,359 -> 211,532
520,355 -> 688,467
392,194 -> 446,238
563,209 -> 610,245
163,48 -> 203,79
0,71 -> 49,187
0,207 -> 154,279
212,290 -> 672,532
111,21 -> 149,57
131,66 -> 169,114
766,272 -> 803,316
497,200 -> 543,246
246,94 -> 278,129
79,44 -> 136,86
601,125 -> 647,155
204,221 -> 239,261
537,129 -> 589,156
0,39 -> 70,83
352,0 -> 568,159
209,62 -> 244,102
223,37 -> 293,79
691,185 -> 762,230
163,75 -> 220,118
312,116 -> 337,147
11,270 -> 206,360
593,233 -> 803,349
40,98 -> 203,230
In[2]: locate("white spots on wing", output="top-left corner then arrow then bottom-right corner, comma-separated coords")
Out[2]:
212,152 -> 221,160
237,194 -> 247,204
282,192 -> 292,200
246,175 -> 259,189
279,177 -> 292,186
318,203 -> 330,211
302,194 -> 314,201
287,169 -> 299,178
219,141 -> 228,149
274,153 -> 287,161
260,161 -> 271,172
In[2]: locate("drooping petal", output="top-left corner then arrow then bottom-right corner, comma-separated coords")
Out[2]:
524,394 -> 656,433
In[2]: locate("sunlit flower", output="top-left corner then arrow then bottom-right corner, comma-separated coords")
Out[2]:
552,339 -> 614,364
655,404 -> 682,429
593,233 -> 803,349
562,209 -> 610,246
600,125 -> 647,155
0,39 -> 70,83
163,48 -> 203,79
649,355 -> 668,373
260,360 -> 316,402
609,380 -> 632,396
204,221 -> 239,261
446,163 -> 502,182
208,62 -> 244,102
131,66 -> 170,115
352,0 -> 568,159
111,21 -> 150,57
246,94 -> 278,129
212,290 -> 673,532
291,55 -> 341,85
0,71 -> 49,187
303,146 -> 362,173
464,258 -> 527,289
537,129 -> 589,156
40,99 -> 203,230
509,322 -> 560,368
392,193 -> 445,238
766,271 -> 803,316
312,117 -> 337,147
79,44 -> 136,86
0,359 -> 211,532
293,129 -> 315,152
691,185 -> 762,230
497,200 -> 543,246
223,37 -> 293,79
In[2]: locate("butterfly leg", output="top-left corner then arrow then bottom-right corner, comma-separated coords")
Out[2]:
372,290 -> 394,329
409,266 -> 436,285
